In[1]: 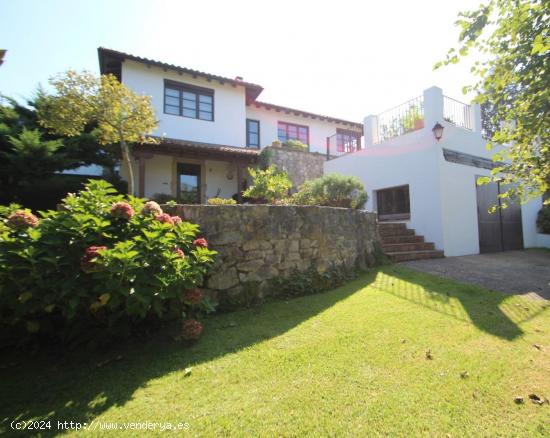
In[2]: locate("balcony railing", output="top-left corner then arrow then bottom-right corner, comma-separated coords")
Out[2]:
375,96 -> 424,143
443,95 -> 472,130
326,132 -> 361,159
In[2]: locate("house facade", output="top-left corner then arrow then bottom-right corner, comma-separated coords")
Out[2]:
325,86 -> 550,256
98,48 -> 362,202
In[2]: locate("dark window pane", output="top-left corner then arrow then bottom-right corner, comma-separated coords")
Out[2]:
165,105 -> 180,115
199,111 -> 212,120
165,88 -> 179,98
249,121 -> 259,133
183,108 -> 196,118
165,96 -> 179,106
183,100 -> 196,110
182,91 -> 196,100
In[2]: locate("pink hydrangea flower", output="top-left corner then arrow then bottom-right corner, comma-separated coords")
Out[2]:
171,216 -> 182,225
81,246 -> 107,273
155,213 -> 174,225
182,319 -> 203,340
141,201 -> 163,216
193,237 -> 208,248
183,288 -> 204,305
173,247 -> 185,258
7,210 -> 39,230
110,202 -> 135,220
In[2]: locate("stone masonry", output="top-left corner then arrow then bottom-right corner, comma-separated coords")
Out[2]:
264,146 -> 325,192
168,204 -> 382,306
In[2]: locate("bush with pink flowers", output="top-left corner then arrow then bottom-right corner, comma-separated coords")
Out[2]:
0,180 -> 216,347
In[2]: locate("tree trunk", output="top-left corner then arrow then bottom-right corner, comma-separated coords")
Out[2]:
120,140 -> 135,196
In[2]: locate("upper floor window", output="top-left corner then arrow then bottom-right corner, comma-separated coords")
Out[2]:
277,121 -> 309,145
164,80 -> 214,121
336,129 -> 361,153
246,119 -> 260,148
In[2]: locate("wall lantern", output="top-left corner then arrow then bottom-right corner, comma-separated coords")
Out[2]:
432,122 -> 444,141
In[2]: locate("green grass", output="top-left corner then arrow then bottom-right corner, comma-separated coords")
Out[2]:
1,266 -> 549,437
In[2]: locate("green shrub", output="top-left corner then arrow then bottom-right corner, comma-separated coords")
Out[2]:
270,264 -> 359,298
292,173 -> 368,209
207,197 -> 236,205
243,165 -> 292,204
537,205 -> 550,234
152,193 -> 176,204
0,180 -> 216,347
283,139 -> 308,151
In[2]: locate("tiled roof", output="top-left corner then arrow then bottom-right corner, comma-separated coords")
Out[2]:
135,137 -> 260,162
249,101 -> 363,130
97,47 -> 264,100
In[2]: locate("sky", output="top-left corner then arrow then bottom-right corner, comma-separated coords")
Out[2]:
0,0 -> 482,122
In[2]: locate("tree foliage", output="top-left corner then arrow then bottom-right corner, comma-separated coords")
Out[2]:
0,94 -> 118,207
38,71 -> 159,195
436,0 -> 550,204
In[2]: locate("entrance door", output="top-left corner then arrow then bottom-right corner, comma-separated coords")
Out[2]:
475,178 -> 523,252
177,163 -> 201,204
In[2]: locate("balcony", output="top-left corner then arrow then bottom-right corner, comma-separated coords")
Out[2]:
363,86 -> 484,147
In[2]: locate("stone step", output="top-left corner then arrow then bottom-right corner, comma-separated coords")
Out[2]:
379,228 -> 415,237
382,242 -> 435,252
378,222 -> 407,231
386,250 -> 444,262
381,235 -> 425,244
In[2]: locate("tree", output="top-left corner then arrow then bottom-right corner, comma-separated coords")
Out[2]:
38,71 -> 158,195
0,94 -> 119,207
436,0 -> 549,205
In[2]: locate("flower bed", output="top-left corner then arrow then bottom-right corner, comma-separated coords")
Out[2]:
0,180 -> 216,347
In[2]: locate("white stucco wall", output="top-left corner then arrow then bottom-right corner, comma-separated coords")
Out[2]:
203,160 -> 239,199
121,60 -> 247,147
326,115 -> 548,256
324,129 -> 446,251
120,154 -> 239,201
246,104 -> 361,154
521,196 -> 550,248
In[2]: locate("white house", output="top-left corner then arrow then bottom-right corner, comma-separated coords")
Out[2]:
98,48 -> 548,258
325,86 -> 550,257
98,48 -> 362,203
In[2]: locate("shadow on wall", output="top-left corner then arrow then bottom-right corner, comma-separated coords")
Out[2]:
372,266 -> 548,341
0,275 -> 374,437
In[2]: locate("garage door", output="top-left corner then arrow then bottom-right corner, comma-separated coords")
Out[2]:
476,179 -> 524,253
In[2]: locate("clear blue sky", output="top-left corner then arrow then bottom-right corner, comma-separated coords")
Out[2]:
0,0 -> 481,122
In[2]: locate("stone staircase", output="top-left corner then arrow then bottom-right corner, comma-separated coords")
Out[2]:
379,223 -> 444,262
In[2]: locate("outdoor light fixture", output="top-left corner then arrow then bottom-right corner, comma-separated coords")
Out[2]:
432,122 -> 444,141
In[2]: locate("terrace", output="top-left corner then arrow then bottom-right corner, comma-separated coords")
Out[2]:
363,86 -> 483,148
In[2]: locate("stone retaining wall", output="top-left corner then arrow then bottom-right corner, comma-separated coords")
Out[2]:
263,146 -> 325,191
168,205 -> 382,306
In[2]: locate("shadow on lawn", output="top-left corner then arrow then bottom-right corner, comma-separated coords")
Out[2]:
0,275 -> 374,437
373,266 -> 548,341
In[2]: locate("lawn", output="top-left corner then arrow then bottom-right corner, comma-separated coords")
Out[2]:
1,266 -> 549,437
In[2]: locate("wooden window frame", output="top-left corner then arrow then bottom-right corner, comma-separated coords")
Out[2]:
164,79 -> 214,122
246,119 -> 260,148
336,128 -> 361,153
277,121 -> 310,145
376,185 -> 411,221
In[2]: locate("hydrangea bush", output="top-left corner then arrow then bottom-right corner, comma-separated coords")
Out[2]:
0,180 -> 216,347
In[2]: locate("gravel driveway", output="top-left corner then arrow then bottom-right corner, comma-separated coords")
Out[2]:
402,250 -> 550,300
